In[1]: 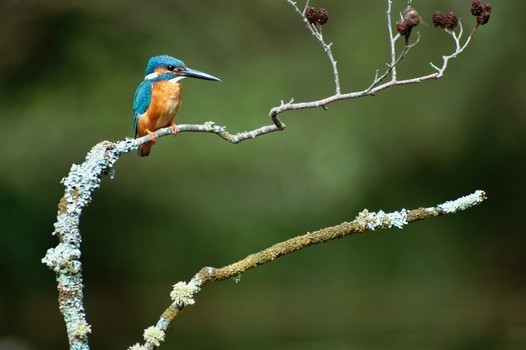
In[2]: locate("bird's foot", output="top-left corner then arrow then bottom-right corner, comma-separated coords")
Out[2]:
171,123 -> 179,137
145,129 -> 157,143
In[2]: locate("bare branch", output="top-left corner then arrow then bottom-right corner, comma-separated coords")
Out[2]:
287,0 -> 341,95
430,22 -> 476,77
146,122 -> 283,145
366,33 -> 420,92
268,0 -> 479,125
386,0 -> 400,80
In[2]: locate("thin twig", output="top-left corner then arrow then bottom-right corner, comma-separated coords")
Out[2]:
430,21 -> 476,77
366,32 -> 420,92
286,0 -> 341,94
386,0 -> 400,80
270,0 -> 477,121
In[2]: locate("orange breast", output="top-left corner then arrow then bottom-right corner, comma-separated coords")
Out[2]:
137,80 -> 183,136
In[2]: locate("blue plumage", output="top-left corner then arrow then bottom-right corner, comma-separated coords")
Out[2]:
132,55 -> 220,156
145,55 -> 185,75
133,79 -> 153,136
133,73 -> 187,135
133,56 -> 187,136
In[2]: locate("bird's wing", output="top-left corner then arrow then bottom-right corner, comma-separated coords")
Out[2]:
133,79 -> 153,137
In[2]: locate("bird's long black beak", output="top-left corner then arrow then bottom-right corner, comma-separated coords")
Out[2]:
179,67 -> 221,82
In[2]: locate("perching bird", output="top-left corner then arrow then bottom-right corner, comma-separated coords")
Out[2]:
133,55 -> 220,156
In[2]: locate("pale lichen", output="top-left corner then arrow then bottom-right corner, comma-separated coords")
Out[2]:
170,281 -> 200,307
355,208 -> 408,230
71,321 -> 92,338
191,272 -> 204,287
204,121 -> 216,131
43,139 -> 139,350
42,244 -> 82,274
143,326 -> 165,347
438,190 -> 486,213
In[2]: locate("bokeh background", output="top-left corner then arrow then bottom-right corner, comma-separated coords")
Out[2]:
1,0 -> 524,349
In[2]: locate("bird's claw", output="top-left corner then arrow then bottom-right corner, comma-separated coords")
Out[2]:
145,129 -> 157,143
171,123 -> 179,137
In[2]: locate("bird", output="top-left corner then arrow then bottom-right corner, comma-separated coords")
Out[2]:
133,55 -> 220,156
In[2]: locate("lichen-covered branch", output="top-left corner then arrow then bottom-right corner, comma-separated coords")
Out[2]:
143,121 -> 283,145
42,129 -> 489,350
42,140 -> 135,350
42,1 -> 492,349
129,190 -> 487,349
197,192 -> 487,284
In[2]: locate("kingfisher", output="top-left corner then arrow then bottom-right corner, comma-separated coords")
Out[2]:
133,55 -> 220,156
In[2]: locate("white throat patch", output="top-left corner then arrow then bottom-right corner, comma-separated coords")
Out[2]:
169,76 -> 186,83
144,72 -> 186,84
144,72 -> 159,80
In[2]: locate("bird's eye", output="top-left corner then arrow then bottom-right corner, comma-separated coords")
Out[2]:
167,65 -> 175,71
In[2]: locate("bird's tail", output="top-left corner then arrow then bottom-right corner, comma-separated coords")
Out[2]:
138,141 -> 153,157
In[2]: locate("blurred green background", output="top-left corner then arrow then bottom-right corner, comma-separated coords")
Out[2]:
1,0 -> 525,349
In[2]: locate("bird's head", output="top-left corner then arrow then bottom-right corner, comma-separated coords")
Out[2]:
144,55 -> 220,83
